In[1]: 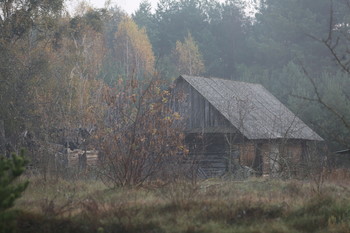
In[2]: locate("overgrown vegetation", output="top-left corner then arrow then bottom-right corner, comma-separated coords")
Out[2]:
10,176 -> 350,233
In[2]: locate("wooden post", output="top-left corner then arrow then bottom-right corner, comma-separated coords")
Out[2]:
300,141 -> 308,174
253,143 -> 263,176
301,141 -> 308,161
269,143 -> 280,177
79,151 -> 87,172
0,120 -> 5,156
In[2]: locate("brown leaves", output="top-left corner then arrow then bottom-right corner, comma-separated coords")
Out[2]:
96,78 -> 187,187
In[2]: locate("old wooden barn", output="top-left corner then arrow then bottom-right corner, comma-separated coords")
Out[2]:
171,75 -> 324,178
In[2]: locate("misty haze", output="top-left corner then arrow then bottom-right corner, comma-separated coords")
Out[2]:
1,0 -> 350,232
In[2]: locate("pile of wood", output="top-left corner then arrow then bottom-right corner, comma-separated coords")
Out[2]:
66,149 -> 99,168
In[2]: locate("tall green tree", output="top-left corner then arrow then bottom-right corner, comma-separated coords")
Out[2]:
212,0 -> 248,78
133,0 -> 158,46
249,0 -> 333,72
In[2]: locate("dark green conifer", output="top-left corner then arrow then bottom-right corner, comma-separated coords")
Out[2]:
0,150 -> 28,233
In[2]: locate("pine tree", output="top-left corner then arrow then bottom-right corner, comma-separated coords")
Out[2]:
0,150 -> 29,233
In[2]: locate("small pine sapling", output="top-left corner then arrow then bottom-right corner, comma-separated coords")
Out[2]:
0,150 -> 29,233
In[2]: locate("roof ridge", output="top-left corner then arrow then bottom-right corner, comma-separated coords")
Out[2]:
181,75 -> 263,87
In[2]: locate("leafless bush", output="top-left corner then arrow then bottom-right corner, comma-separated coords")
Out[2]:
157,179 -> 200,206
95,78 -> 188,187
40,191 -> 78,217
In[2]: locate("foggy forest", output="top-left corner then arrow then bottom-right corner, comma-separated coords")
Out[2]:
2,0 -> 350,232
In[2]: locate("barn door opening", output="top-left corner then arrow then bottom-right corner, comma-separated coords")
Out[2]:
201,140 -> 226,177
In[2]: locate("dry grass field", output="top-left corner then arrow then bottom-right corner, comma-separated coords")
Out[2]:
8,170 -> 350,233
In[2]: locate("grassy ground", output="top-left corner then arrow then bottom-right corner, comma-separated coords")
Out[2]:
11,176 -> 350,233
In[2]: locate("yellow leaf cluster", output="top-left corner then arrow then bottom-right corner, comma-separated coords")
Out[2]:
174,32 -> 205,76
115,17 -> 155,77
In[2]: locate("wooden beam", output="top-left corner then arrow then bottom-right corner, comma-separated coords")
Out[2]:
0,120 -> 5,156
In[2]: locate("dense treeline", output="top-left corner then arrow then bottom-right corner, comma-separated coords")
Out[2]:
132,0 -> 350,150
1,0 -> 350,158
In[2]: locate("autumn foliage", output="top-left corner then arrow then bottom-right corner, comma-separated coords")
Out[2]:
115,17 -> 155,79
95,78 -> 188,187
174,32 -> 205,76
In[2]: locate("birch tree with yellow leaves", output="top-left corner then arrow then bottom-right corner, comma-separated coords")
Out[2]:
115,17 -> 155,80
174,32 -> 205,76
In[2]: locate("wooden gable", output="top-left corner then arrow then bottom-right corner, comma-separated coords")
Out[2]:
172,76 -> 239,134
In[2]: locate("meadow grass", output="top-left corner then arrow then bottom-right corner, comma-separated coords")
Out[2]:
11,176 -> 350,233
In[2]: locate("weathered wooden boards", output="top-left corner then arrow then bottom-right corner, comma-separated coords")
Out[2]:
66,149 -> 99,168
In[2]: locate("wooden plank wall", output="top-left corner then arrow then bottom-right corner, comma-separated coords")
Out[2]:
260,142 -> 303,176
186,134 -> 228,178
234,141 -> 304,177
173,79 -> 233,132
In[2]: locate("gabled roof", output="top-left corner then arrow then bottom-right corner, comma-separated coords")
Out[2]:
179,75 -> 323,141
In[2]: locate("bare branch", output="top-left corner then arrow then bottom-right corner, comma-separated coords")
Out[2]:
326,0 -> 334,44
297,64 -> 350,131
306,0 -> 350,74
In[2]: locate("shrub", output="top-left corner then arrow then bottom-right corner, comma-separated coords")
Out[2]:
96,78 -> 187,187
